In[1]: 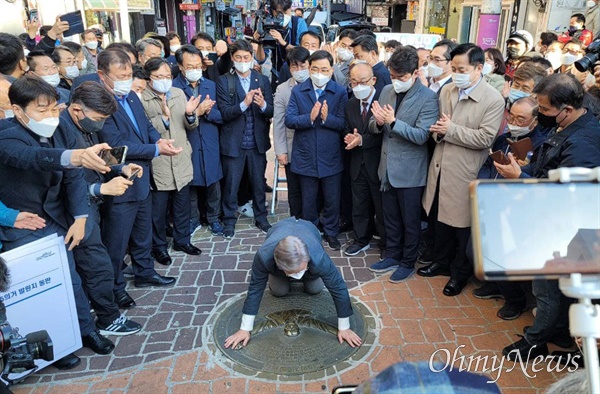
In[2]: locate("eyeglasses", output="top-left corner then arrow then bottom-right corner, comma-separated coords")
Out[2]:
150,75 -> 171,80
507,114 -> 533,126
349,77 -> 372,88
182,66 -> 202,71
60,59 -> 77,66
427,56 -> 450,64
38,65 -> 59,73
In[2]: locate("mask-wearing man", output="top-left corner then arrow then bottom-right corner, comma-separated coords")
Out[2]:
332,29 -> 357,88
173,44 -> 225,237
505,30 -> 534,78
536,32 -> 558,56
97,48 -> 180,309
52,46 -> 79,90
190,32 -> 231,82
559,13 -> 594,47
0,76 -> 11,120
366,47 -> 439,282
507,62 -> 547,104
81,29 -> 100,74
426,39 -> 458,94
544,41 -> 564,71
27,51 -> 71,105
135,38 -> 163,66
0,33 -> 30,82
420,44 -> 505,297
585,0 -> 600,37
559,40 -> 585,75
285,50 -> 348,250
215,39 -> 274,238
351,35 -> 392,100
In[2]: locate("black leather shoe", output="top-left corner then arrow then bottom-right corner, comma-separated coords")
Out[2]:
255,221 -> 272,233
82,330 -> 115,355
152,250 -> 172,266
417,262 -> 451,277
443,278 -> 467,297
54,353 -> 81,370
114,290 -> 136,309
173,243 -> 201,255
134,273 -> 176,288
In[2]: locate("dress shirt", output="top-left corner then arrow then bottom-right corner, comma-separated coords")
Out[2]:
429,75 -> 452,93
238,72 -> 267,113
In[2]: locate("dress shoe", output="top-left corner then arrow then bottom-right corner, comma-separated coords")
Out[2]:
114,290 -> 136,309
152,250 -> 172,266
54,353 -> 81,370
134,273 -> 176,288
417,262 -> 451,277
82,330 -> 115,355
255,221 -> 272,233
173,243 -> 201,255
443,278 -> 467,297
323,234 -> 341,250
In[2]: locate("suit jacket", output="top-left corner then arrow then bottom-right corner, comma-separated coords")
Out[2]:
286,78 -> 348,178
345,94 -> 382,184
0,120 -> 89,243
140,87 -> 196,191
372,62 -> 392,100
369,80 -> 439,188
71,73 -> 101,92
173,73 -> 224,186
215,70 -> 274,158
242,217 -> 353,318
273,77 -> 297,160
99,92 -> 161,203
423,79 -> 505,228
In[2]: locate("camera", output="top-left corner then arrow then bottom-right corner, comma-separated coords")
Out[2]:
253,2 -> 288,47
0,258 -> 53,386
574,39 -> 600,72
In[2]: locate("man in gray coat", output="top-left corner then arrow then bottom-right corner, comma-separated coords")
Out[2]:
365,47 -> 439,283
273,47 -> 310,218
223,217 -> 362,349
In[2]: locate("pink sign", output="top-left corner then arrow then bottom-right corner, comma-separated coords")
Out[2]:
477,14 -> 500,49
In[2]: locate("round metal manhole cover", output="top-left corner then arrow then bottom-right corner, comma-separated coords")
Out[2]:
207,284 -> 377,377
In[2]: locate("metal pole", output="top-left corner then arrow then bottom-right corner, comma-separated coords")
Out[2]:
119,0 -> 130,43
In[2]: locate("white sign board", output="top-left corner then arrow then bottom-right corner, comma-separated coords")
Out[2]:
375,33 -> 442,50
0,234 -> 81,380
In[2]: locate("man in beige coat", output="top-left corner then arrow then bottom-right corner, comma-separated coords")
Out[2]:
418,43 -> 504,297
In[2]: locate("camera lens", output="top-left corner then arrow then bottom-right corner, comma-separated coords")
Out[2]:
575,53 -> 598,72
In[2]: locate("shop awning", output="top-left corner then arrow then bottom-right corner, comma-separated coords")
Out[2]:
84,0 -> 153,11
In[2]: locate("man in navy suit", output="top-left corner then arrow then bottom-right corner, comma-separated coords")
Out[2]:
173,45 -> 225,235
351,36 -> 392,100
216,40 -> 274,238
285,50 -> 348,250
97,49 -> 181,308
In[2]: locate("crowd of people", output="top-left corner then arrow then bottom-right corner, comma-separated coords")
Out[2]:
0,0 -> 599,376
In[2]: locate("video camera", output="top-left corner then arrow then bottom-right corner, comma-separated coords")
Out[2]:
253,1 -> 288,47
0,258 -> 53,386
574,39 -> 600,73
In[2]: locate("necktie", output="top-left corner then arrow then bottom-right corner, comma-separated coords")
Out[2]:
361,102 -> 369,121
316,89 -> 323,100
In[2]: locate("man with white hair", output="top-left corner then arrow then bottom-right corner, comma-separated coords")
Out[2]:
224,217 -> 362,349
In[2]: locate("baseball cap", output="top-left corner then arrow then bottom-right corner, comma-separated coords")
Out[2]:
507,30 -> 534,49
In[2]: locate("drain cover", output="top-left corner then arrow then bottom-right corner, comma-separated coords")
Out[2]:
210,284 -> 376,377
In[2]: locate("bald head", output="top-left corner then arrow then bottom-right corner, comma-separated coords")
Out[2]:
350,62 -> 374,80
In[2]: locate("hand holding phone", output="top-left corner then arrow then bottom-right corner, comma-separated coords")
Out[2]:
127,168 -> 141,181
100,146 -> 128,166
489,149 -> 510,165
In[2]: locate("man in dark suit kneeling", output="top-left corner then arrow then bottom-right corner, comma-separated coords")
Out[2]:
223,217 -> 362,349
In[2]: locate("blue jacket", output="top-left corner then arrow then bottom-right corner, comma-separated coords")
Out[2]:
242,217 -> 353,318
99,92 -> 161,203
286,78 -> 348,178
372,62 -> 392,100
0,200 -> 18,250
0,119 -> 89,243
71,73 -> 101,92
216,70 -> 274,158
173,73 -> 224,186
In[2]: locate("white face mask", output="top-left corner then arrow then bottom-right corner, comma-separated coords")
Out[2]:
337,47 -> 354,62
112,78 -> 133,96
482,63 -> 493,75
546,52 -> 562,69
2,109 -> 14,119
283,14 -> 292,27
185,69 -> 203,83
392,77 -> 414,93
507,122 -> 533,137
85,41 -> 98,50
588,0 -> 596,7
65,65 -> 80,79
384,52 -> 392,61
310,72 -> 330,87
308,50 -> 316,56
40,73 -> 60,88
234,61 -> 252,74
170,45 -> 181,53
288,269 -> 307,280
25,115 -> 60,138
560,53 -> 578,66
81,58 -> 88,70
427,62 -> 444,78
352,84 -> 372,100
420,65 -> 429,78
152,78 -> 172,93
452,72 -> 472,89
292,69 -> 309,83
201,50 -> 211,59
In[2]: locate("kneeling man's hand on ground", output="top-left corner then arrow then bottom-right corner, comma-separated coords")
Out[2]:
338,329 -> 362,348
224,329 -> 251,349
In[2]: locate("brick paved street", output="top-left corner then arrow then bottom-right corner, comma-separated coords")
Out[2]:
10,164 -> 569,394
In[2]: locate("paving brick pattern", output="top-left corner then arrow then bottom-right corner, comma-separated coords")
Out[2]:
10,163 -> 569,393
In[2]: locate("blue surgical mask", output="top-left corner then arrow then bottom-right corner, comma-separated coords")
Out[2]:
508,88 -> 530,103
152,78 -> 172,93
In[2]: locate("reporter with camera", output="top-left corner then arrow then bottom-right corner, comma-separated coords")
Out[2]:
495,73 -> 600,361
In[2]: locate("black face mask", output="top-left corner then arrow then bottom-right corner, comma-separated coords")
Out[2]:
79,115 -> 105,134
537,108 -> 565,128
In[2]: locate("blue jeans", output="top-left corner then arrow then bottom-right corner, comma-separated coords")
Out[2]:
525,279 -> 573,347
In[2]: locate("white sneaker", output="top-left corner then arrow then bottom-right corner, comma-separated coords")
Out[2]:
237,201 -> 254,218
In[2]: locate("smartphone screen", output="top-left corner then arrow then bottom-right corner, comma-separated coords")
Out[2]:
100,146 -> 127,166
29,9 -> 38,22
207,52 -> 218,63
470,180 -> 600,280
127,168 -> 141,181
